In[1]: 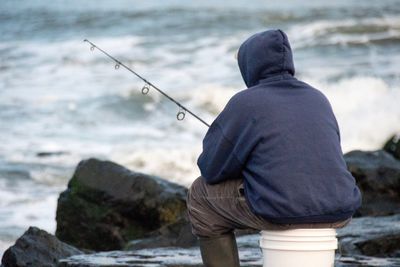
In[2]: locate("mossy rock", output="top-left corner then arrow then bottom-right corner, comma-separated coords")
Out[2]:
56,158 -> 188,251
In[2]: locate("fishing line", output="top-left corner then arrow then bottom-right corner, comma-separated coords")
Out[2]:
83,39 -> 211,128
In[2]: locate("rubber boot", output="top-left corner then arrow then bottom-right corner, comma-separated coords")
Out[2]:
199,233 -> 240,267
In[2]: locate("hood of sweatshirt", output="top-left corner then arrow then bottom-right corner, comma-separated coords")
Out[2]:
237,29 -> 295,88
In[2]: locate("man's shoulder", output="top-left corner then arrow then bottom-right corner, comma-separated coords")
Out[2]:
296,79 -> 333,105
228,84 -> 278,106
218,89 -> 260,119
225,88 -> 259,110
229,85 -> 267,101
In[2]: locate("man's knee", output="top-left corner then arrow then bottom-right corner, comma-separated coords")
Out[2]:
187,176 -> 206,203
187,176 -> 204,211
187,177 -> 216,237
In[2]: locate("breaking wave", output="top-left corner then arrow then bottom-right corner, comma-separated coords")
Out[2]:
289,16 -> 400,48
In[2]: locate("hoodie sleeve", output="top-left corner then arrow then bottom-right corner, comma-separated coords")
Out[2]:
197,93 -> 259,184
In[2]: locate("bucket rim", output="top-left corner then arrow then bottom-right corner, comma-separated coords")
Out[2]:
260,228 -> 337,237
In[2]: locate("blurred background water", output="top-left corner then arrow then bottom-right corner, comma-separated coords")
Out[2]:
1,0 -> 400,257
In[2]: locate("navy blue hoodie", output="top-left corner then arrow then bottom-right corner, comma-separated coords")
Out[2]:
197,29 -> 361,224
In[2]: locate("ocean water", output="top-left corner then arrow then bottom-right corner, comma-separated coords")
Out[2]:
1,0 -> 400,258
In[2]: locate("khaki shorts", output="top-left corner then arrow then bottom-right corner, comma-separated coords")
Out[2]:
187,176 -> 350,238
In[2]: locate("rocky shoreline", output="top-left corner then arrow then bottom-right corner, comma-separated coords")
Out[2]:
2,136 -> 400,267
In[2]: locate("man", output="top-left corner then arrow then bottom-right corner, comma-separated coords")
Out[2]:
187,29 -> 361,267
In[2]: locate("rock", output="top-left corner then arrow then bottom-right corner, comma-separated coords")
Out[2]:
1,226 -> 82,267
125,215 -> 198,250
337,214 -> 400,258
383,134 -> 400,160
344,150 -> 400,216
336,255 -> 400,267
36,151 -> 69,157
58,235 -> 263,267
56,158 -> 189,251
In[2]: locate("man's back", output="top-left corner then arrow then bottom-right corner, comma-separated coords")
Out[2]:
197,29 -> 361,224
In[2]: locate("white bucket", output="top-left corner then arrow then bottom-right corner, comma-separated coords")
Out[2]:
260,229 -> 337,267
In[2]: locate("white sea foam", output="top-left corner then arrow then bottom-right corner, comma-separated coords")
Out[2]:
180,84 -> 238,115
113,145 -> 202,187
0,178 -> 60,257
303,76 -> 400,152
289,16 -> 400,48
0,179 -> 59,228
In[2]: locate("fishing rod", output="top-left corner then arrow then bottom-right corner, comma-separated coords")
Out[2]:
83,39 -> 210,128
